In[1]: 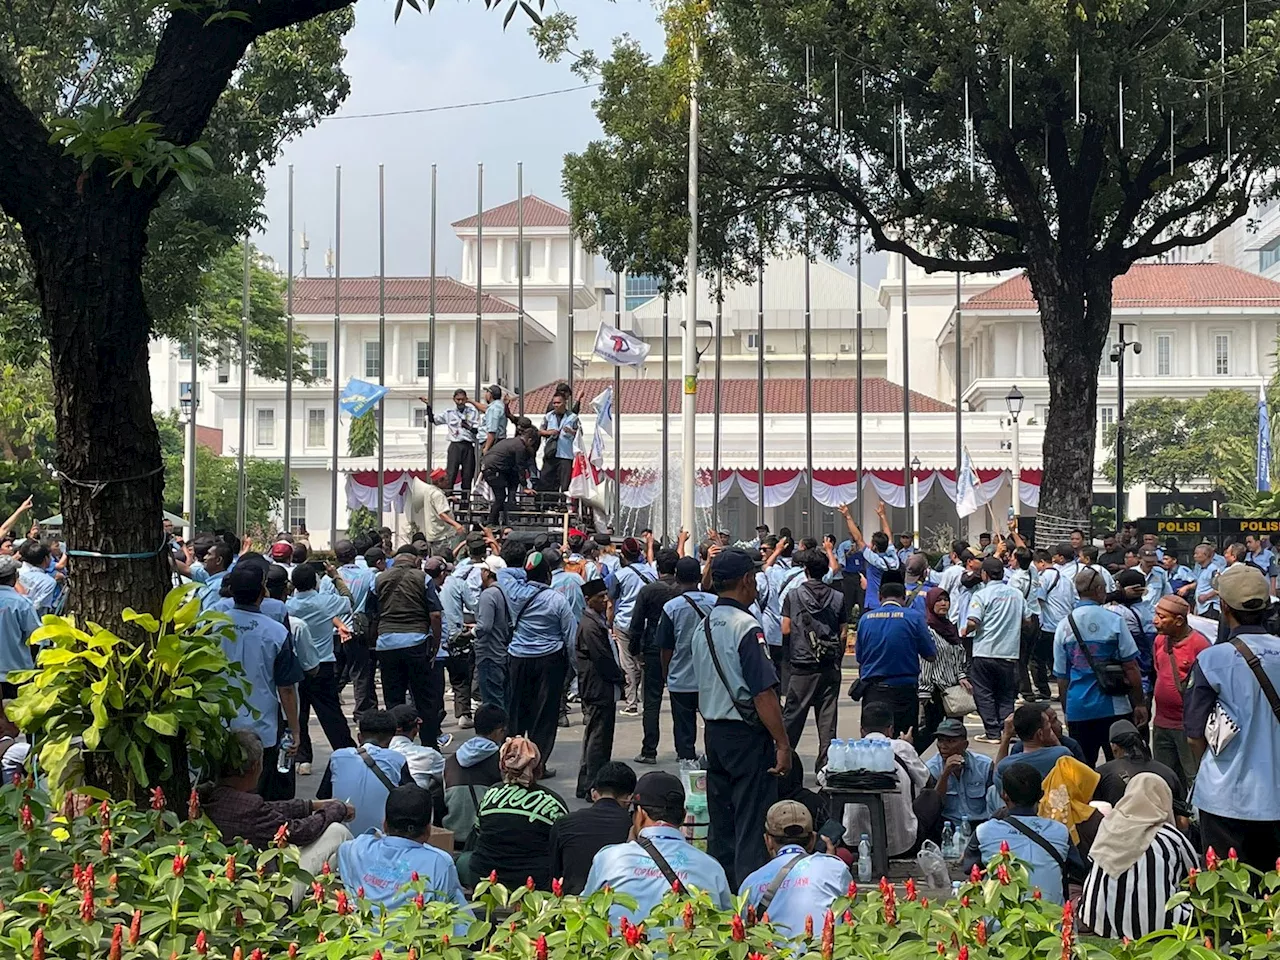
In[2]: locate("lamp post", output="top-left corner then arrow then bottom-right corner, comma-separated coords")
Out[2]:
1110,324 -> 1142,523
180,381 -> 199,537
910,455 -> 921,549
1005,385 -> 1024,518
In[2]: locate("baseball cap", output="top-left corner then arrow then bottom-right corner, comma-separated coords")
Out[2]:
225,564 -> 267,598
633,771 -> 685,814
1108,719 -> 1140,741
711,547 -> 754,581
0,555 -> 19,578
1139,547 -> 1159,559
480,556 -> 507,574
764,799 -> 813,840
423,556 -> 451,574
383,783 -> 433,833
430,468 -> 447,483
1217,563 -> 1270,611
935,718 -> 968,739
270,541 -> 294,561
391,703 -> 421,730
675,556 -> 701,584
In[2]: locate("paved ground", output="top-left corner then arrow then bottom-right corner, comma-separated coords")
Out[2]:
294,667 -> 1004,809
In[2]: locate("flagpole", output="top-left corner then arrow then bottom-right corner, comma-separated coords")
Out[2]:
377,163 -> 386,519
661,289 -> 670,541
428,163 -> 437,471
757,254 -> 765,530
856,213 -> 864,532
901,253 -> 911,533
330,166 -> 341,545
804,231 -> 813,529
711,270 -> 722,537
283,165 -> 294,532
475,162 -> 483,439
613,270 -> 623,523
236,235 -> 250,535
517,162 -> 525,414
955,272 -> 962,505
567,226 -> 576,388
680,34 -> 700,552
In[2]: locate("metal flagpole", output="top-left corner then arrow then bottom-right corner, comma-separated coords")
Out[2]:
613,270 -> 623,522
377,164 -> 386,519
236,236 -> 250,534
901,254 -> 911,532
680,35 -> 700,551
283,165 -> 294,531
855,215 -> 864,531
475,163 -> 483,427
330,166 -> 341,545
757,256 -> 765,530
955,272 -> 963,497
567,227 -> 575,388
711,270 -> 723,536
661,291 -> 670,540
517,163 -> 525,414
186,319 -> 198,538
428,164 -> 437,471
804,232 -> 813,528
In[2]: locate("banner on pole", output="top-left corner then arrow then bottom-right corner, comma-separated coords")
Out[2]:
593,323 -> 651,366
340,378 -> 390,418
1258,385 -> 1272,493
956,447 -> 982,518
590,386 -> 613,467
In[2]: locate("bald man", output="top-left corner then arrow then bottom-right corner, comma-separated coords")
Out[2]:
1151,595 -> 1211,793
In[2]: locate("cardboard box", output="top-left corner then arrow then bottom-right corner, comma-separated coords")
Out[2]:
427,827 -> 455,854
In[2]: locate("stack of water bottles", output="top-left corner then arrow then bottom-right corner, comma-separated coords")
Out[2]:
824,737 -> 898,789
939,816 -> 974,860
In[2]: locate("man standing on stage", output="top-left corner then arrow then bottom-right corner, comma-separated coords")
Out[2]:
424,389 -> 481,497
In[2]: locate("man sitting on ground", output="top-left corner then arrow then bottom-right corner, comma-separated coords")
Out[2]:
926,718 -> 995,826
549,761 -> 637,894
318,710 -> 414,837
337,783 -> 471,925
737,800 -> 852,940
443,703 -> 507,848
994,702 -> 1074,794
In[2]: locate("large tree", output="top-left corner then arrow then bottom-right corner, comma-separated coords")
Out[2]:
0,0 -> 537,625
551,0 -> 1280,525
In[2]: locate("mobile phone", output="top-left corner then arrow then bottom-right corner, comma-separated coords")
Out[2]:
818,818 -> 845,849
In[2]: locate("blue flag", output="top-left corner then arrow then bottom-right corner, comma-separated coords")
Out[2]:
340,378 -> 389,418
1258,386 -> 1272,493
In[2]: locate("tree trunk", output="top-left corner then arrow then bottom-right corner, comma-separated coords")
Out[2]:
27,193 -> 171,629
1032,263 -> 1114,531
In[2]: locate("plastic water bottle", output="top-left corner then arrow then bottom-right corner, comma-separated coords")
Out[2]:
829,739 -> 846,772
874,739 -> 888,772
857,834 -> 873,882
940,820 -> 955,859
277,732 -> 294,774
853,739 -> 867,770
959,816 -> 972,848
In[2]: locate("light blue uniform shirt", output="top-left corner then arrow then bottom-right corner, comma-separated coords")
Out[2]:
222,606 -> 301,749
925,751 -> 995,823
321,564 -> 376,628
658,590 -> 715,694
737,847 -> 852,940
16,565 -> 57,617
1136,566 -> 1172,637
197,571 -> 227,612
1053,600 -> 1138,721
1008,567 -> 1041,619
582,825 -> 732,926
338,832 -> 473,930
771,562 -> 808,609
966,581 -> 1030,660
862,546 -> 900,611
439,575 -> 470,653
555,412 -> 580,460
501,570 -> 576,658
1192,556 -> 1225,615
433,404 -> 482,444
1189,630 -> 1280,821
483,398 -> 507,439
0,586 -> 39,681
322,743 -> 408,838
551,569 -> 586,624
286,589 -> 350,663
207,596 -> 288,624
973,814 -> 1070,904
289,616 -> 320,673
610,562 -> 655,633
1037,564 -> 1077,632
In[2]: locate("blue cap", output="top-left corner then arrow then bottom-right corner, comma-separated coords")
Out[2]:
711,547 -> 754,582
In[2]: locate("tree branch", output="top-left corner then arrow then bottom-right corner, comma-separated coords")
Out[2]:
0,70 -> 66,230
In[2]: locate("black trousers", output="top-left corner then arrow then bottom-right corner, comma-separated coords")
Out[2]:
783,665 -> 841,786
257,744 -> 296,801
484,468 -> 519,527
970,657 -> 1019,737
475,657 -> 507,711
639,647 -> 666,758
342,640 -> 378,724
1069,713 -> 1131,769
297,662 -> 355,764
577,700 -> 617,799
445,652 -> 474,719
1018,630 -> 1054,698
915,692 -> 944,757
507,650 -> 569,770
670,691 -> 700,761
860,682 -> 919,738
380,642 -> 446,744
705,719 -> 776,890
445,441 -> 476,494
769,645 -> 791,696
1200,810 -> 1280,874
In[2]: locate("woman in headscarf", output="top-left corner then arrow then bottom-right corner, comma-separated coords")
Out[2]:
916,587 -> 973,755
1079,773 -> 1198,939
1039,755 -> 1104,856
456,737 -> 569,889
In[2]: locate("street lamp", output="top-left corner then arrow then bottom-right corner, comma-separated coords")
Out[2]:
1005,385 -> 1024,517
179,379 -> 199,538
1109,325 -> 1142,524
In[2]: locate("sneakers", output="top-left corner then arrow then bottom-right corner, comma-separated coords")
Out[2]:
973,734 -> 1002,744
458,715 -> 474,729
296,762 -> 312,776
634,753 -> 657,766
437,733 -> 453,749
620,706 -> 640,717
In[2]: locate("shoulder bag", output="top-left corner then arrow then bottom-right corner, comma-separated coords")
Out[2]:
357,746 -> 397,793
755,853 -> 806,916
636,835 -> 684,891
1067,612 -> 1131,696
1004,814 -> 1068,889
702,617 -> 766,732
1207,637 -> 1280,756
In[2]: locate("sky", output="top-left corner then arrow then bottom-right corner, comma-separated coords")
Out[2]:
255,0 -> 888,287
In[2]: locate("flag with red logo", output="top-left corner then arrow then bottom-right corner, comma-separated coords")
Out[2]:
592,322 -> 650,367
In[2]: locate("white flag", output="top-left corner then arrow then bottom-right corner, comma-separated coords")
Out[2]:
593,322 -> 650,366
956,447 -> 981,518
590,387 -> 612,466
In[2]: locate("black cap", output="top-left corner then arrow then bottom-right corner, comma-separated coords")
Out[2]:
383,783 -> 433,834
711,547 -> 754,581
390,703 -> 420,730
675,556 -> 701,584
583,578 -> 608,599
634,771 -> 685,813
980,557 -> 1005,579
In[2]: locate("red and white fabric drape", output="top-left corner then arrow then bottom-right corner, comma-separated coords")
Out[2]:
346,470 -> 427,512
1018,469 -> 1043,508
738,469 -> 804,508
810,469 -> 860,507
864,469 -> 938,508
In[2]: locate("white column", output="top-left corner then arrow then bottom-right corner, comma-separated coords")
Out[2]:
448,325 -> 457,383
494,236 -> 504,283
1015,322 -> 1025,379
1189,321 -> 1199,376
391,324 -> 401,383
1252,319 -> 1260,376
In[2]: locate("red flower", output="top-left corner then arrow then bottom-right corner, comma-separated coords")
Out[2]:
821,909 -> 835,960
411,871 -> 420,882
1228,848 -> 1238,862
845,910 -> 854,924
526,876 -> 536,891
1205,847 -> 1220,871
274,823 -> 290,848
878,877 -> 891,896
188,788 -> 201,822
535,934 -> 548,960
1033,888 -> 1042,900
847,881 -> 858,898
98,799 -> 110,824
746,905 -> 757,925
732,914 -> 747,942
79,887 -> 95,923
683,901 -> 695,930
1204,938 -> 1213,950
969,864 -> 982,883
625,923 -> 644,947
414,893 -> 425,909
150,787 -> 166,811
312,882 -> 324,903
109,924 -> 123,960
172,853 -> 188,877
489,870 -> 498,883
921,898 -> 929,909
804,914 -> 814,939
996,864 -> 1011,886
100,829 -> 112,854
38,903 -> 48,916
20,804 -> 32,831
883,884 -> 897,927
408,950 -> 417,960
316,933 -> 326,943
12,850 -> 23,872
961,896 -> 970,908
761,912 -> 770,925
128,910 -> 141,945
975,919 -> 988,946
905,878 -> 918,901
109,873 -> 118,890
552,877 -> 564,897
335,890 -> 352,915
288,946 -> 298,959
234,908 -> 244,929
357,886 -> 366,899
232,949 -> 242,960
959,948 -> 970,960
372,952 -> 383,960
1061,901 -> 1075,960
938,943 -> 946,956
250,951 -> 263,960
671,879 -> 682,895
1188,867 -> 1199,879
32,928 -> 45,960
321,861 -> 331,876
1000,840 -> 1010,855
225,855 -> 236,881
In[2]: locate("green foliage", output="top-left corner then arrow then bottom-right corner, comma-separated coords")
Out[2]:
346,410 -> 382,537
48,105 -> 215,190
6,583 -> 250,798
0,361 -> 59,518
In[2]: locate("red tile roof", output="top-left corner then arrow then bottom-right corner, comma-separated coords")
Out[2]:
291,277 -> 517,316
451,196 -> 571,229
522,377 -> 952,415
966,262 -> 1280,310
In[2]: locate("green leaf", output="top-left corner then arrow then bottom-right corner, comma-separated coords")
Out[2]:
143,712 -> 180,737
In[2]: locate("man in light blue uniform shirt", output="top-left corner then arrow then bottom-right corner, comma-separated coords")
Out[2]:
925,719 -> 994,824
543,393 -> 580,492
16,541 -> 58,617
193,541 -> 235,611
583,771 -> 732,925
327,540 -> 380,722
1182,543 -> 1226,617
1037,543 -> 1078,636
838,502 -> 899,612
1245,535 -> 1274,574
609,537 -> 656,716
287,563 -> 356,773
0,555 -> 39,733
1136,548 -> 1172,640
479,384 -> 508,453
965,557 -> 1031,741
338,783 -> 473,930
1053,568 -> 1146,768
658,559 -> 715,762
318,709 -> 413,838
738,800 -> 851,939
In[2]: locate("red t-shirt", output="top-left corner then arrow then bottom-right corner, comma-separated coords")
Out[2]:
1152,629 -> 1211,729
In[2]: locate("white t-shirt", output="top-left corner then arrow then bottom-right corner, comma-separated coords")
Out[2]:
419,485 -> 454,542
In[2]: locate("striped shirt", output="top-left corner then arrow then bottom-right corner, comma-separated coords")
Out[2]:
919,627 -> 969,696
1079,824 -> 1197,940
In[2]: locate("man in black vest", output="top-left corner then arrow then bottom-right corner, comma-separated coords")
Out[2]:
375,544 -> 446,744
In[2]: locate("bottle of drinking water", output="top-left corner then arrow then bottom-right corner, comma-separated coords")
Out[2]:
277,732 -> 294,774
959,816 -> 972,848
852,738 -> 867,771
829,739 -> 846,772
940,820 -> 955,859
857,834 -> 873,882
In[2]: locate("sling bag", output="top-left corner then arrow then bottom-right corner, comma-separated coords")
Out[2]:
1230,637 -> 1280,725
1067,612 -> 1131,696
755,853 -> 806,916
356,746 -> 397,792
1166,638 -> 1191,698
702,617 -> 766,732
636,835 -> 684,890
1004,814 -> 1068,889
